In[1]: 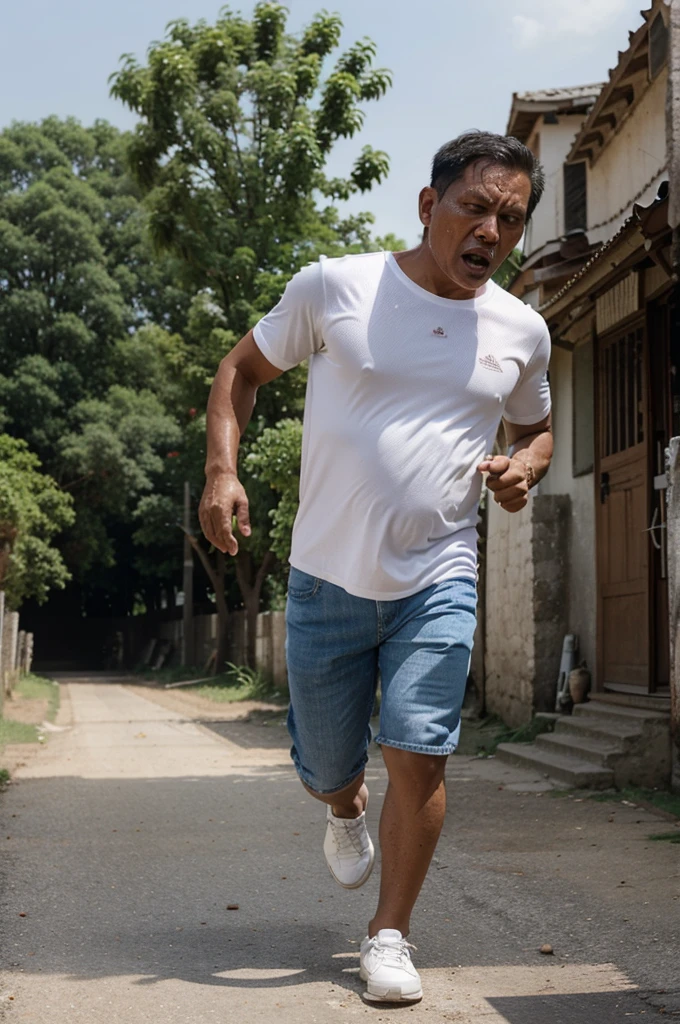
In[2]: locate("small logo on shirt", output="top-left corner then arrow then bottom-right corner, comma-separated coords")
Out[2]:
479,353 -> 503,373
432,326 -> 447,337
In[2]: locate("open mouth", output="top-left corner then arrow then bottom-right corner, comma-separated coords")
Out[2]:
461,252 -> 491,271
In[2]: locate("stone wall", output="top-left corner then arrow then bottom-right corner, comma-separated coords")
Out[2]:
484,494 -> 570,728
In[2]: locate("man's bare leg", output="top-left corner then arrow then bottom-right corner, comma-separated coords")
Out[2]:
368,747 -> 447,937
303,774 -> 368,818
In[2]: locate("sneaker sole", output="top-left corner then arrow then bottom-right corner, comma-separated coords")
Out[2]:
326,839 -> 375,889
360,969 -> 423,1003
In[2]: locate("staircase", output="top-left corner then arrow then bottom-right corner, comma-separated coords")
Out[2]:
496,699 -> 672,789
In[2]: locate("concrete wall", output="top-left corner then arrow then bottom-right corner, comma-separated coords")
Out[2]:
484,501 -> 535,727
485,493 -> 571,727
667,437 -> 680,791
540,345 -> 597,679
587,69 -> 669,246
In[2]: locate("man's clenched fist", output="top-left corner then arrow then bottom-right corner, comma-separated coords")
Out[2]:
477,455 -> 533,514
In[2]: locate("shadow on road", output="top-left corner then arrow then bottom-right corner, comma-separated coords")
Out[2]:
0,768 -> 673,1018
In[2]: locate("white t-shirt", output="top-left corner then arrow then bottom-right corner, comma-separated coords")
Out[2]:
253,250 -> 551,600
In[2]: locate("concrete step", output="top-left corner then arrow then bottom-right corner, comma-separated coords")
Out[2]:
573,700 -> 670,724
535,731 -> 624,766
555,715 -> 643,744
495,742 -> 614,789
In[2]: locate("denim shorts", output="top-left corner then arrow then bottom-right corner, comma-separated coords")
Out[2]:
285,567 -> 477,794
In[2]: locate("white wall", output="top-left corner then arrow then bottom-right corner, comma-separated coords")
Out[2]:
587,70 -> 668,247
524,114 -> 587,255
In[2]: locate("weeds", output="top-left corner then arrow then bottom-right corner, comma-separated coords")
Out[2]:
16,674 -> 60,722
648,832 -> 680,844
477,715 -> 556,756
139,662 -> 287,705
0,719 -> 39,748
588,787 -> 680,819
0,767 -> 10,787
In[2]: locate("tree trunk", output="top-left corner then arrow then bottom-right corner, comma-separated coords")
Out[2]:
185,532 -> 230,673
235,549 -> 275,669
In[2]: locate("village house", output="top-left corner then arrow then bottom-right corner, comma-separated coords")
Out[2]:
485,0 -> 678,788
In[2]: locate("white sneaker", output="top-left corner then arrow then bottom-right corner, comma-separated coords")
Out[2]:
360,929 -> 423,1003
323,804 -> 375,889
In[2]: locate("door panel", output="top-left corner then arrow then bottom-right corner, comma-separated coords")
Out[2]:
596,323 -> 650,691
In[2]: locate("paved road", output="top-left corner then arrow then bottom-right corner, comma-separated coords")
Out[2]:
1,678 -> 678,1023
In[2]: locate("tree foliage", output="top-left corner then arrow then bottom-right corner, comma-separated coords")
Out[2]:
110,2 -> 392,331
0,118 -> 190,611
110,3 -> 397,655
0,435 -> 75,608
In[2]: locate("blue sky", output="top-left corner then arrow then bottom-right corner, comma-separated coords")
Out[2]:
1,0 -> 647,244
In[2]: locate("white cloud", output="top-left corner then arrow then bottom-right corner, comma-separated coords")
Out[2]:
511,0 -> 630,49
512,15 -> 546,48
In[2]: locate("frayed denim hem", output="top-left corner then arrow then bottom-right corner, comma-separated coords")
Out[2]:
290,749 -> 369,795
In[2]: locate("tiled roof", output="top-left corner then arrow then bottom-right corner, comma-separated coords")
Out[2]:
506,84 -> 604,141
513,84 -> 604,104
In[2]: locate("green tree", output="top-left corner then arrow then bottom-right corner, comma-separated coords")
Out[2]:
0,118 -> 190,615
0,436 -> 75,608
493,247 -> 524,290
110,2 -> 395,662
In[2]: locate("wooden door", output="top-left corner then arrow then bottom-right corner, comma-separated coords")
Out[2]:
596,321 -> 650,691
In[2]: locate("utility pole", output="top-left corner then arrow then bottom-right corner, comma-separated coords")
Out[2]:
182,481 -> 195,667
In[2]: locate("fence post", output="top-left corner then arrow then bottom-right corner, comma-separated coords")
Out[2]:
25,633 -> 34,676
4,612 -> 19,697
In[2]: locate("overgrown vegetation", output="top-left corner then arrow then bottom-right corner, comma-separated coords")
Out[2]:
139,661 -> 286,704
475,714 -> 556,756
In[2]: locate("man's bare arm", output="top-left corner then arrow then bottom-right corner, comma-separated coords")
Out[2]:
477,414 -> 553,514
199,330 -> 283,554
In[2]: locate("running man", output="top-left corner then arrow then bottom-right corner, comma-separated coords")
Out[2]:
200,130 -> 553,1004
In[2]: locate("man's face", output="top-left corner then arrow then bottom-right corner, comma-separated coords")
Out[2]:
420,160 -> 531,293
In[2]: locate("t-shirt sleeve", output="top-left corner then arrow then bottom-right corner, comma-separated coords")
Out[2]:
503,324 -> 552,425
252,261 -> 325,371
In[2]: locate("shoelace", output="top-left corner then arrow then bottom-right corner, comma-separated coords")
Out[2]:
328,815 -> 368,856
371,937 -> 417,968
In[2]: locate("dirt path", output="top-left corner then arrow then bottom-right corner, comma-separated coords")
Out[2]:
0,676 -> 678,1022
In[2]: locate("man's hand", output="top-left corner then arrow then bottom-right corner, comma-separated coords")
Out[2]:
477,455 -> 533,514
199,471 -> 251,555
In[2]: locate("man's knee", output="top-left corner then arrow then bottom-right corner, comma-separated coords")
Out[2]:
382,746 -> 447,800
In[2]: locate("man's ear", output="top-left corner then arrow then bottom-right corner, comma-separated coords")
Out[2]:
419,186 -> 437,228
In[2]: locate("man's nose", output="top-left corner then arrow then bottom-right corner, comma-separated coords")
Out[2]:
475,215 -> 500,245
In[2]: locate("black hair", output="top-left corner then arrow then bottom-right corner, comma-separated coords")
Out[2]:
430,130 -> 545,221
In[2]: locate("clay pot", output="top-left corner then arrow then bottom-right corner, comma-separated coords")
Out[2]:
568,662 -> 591,704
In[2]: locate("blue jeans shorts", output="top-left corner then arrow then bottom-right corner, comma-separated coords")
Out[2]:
285,568 -> 477,794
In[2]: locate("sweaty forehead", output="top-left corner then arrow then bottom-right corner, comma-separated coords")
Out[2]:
461,160 -> 531,205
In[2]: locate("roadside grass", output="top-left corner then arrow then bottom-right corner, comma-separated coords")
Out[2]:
0,767 -> 10,787
470,714 -> 556,757
587,787 -> 680,819
138,662 -> 288,706
551,786 -> 680,819
648,832 -> 680,844
0,718 -> 39,748
15,674 -> 60,722
0,674 -> 60,768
